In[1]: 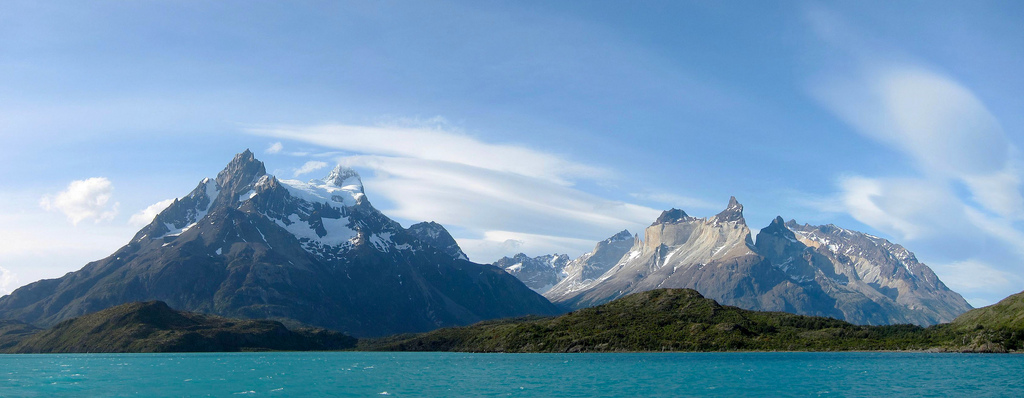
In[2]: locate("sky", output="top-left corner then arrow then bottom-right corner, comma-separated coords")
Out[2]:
1,1 -> 1022,307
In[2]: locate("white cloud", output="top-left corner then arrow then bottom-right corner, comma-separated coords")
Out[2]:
128,198 -> 175,227
459,230 -> 599,262
293,161 -> 329,177
251,123 -> 662,262
266,142 -> 283,154
39,177 -> 120,225
0,266 -> 15,296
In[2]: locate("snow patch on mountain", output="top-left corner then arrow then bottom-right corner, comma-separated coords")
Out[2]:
277,168 -> 364,207
155,178 -> 220,239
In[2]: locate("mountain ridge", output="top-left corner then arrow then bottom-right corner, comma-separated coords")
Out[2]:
505,198 -> 972,326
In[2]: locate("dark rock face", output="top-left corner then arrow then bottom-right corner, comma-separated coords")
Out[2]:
546,198 -> 971,326
654,209 -> 691,225
0,151 -> 559,337
407,221 -> 469,261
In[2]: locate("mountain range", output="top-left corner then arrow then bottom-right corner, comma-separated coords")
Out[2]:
498,198 -> 971,326
0,150 -> 976,339
0,150 -> 558,337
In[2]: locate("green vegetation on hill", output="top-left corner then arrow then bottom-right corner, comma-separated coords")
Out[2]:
2,301 -> 355,353
2,289 -> 1022,354
360,289 -> 947,352
0,320 -> 41,351
927,291 -> 1024,353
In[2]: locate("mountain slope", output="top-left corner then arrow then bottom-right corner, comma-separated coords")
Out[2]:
950,290 -> 1024,331
767,219 -> 971,325
547,198 -> 970,325
544,229 -> 634,301
0,150 -> 559,337
0,320 -> 41,351
6,301 -> 356,353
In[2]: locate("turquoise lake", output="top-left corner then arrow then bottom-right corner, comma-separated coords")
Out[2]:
1,352 -> 1021,397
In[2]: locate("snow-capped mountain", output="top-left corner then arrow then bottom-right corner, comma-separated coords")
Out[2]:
492,253 -> 570,293
544,198 -> 971,326
0,150 -> 559,337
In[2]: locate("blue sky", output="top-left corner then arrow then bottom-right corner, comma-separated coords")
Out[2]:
1,1 -> 1022,306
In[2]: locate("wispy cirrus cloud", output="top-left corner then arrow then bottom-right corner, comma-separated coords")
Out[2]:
249,123 -> 609,186
630,192 -> 719,211
40,177 -> 120,225
249,123 -> 662,261
806,7 -> 1024,305
293,161 -> 329,177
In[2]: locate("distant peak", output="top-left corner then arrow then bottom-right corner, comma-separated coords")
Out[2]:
215,150 -> 267,195
772,216 -> 785,226
712,196 -> 744,223
608,229 -> 632,242
654,208 -> 690,225
325,165 -> 362,191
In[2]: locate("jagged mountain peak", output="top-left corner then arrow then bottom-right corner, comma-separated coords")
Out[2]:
653,208 -> 690,225
711,196 -> 744,223
759,216 -> 794,238
216,149 -> 267,196
325,164 -> 363,192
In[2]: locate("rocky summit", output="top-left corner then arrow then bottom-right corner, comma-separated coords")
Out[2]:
0,150 -> 559,337
539,198 -> 971,326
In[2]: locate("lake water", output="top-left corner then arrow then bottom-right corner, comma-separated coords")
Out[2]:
0,352 -> 1020,397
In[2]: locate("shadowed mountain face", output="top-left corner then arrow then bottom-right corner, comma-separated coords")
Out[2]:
541,198 -> 971,326
407,221 -> 469,262
0,151 -> 559,337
